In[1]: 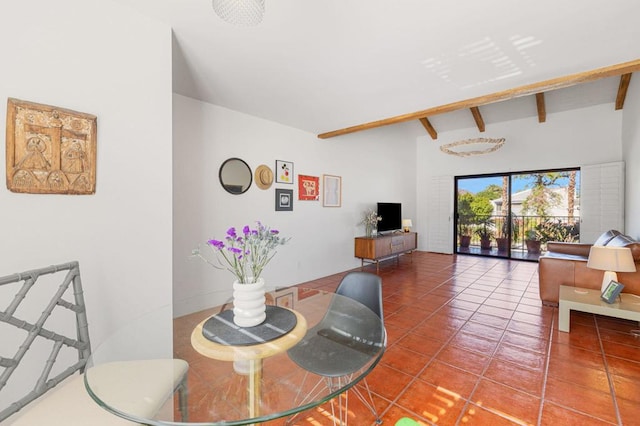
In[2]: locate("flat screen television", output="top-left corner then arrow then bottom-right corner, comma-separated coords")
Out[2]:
376,202 -> 402,233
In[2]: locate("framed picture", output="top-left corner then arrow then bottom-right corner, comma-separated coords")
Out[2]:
275,188 -> 293,211
275,160 -> 294,184
298,175 -> 319,200
322,174 -> 342,207
601,280 -> 624,303
275,287 -> 298,308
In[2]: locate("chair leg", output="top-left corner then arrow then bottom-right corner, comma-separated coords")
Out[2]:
350,379 -> 381,424
177,375 -> 189,422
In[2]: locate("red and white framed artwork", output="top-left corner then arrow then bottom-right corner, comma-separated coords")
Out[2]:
298,175 -> 319,200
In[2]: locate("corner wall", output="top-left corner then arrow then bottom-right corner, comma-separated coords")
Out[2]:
622,76 -> 640,238
0,0 -> 173,349
172,95 -> 418,315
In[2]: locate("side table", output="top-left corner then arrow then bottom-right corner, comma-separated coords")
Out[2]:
191,309 -> 307,419
558,285 -> 640,332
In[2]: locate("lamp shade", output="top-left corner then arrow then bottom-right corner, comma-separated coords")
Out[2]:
402,219 -> 412,232
587,246 -> 636,292
587,246 -> 636,272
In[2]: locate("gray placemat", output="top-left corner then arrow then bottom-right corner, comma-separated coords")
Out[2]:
202,305 -> 297,346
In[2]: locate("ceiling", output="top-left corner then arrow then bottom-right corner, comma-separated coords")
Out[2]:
114,0 -> 640,139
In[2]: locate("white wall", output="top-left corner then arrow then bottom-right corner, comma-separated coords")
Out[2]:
172,95 -> 417,315
416,103 -> 624,248
0,0 -> 173,358
622,76 -> 640,239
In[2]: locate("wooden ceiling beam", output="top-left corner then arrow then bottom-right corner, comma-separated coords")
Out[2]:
535,92 -> 546,123
470,107 -> 485,132
318,59 -> 640,139
418,117 -> 438,139
615,73 -> 632,110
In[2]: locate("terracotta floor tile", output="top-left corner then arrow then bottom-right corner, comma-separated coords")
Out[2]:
411,321 -> 458,342
482,298 -> 519,311
611,373 -> 640,403
548,342 -> 605,370
396,332 -> 445,358
449,330 -> 500,354
395,379 -> 468,425
500,330 -> 549,353
469,378 -> 540,425
476,305 -> 514,319
511,310 -> 552,327
381,344 -> 432,376
602,340 -> 640,363
418,360 -> 480,399
540,401 -> 614,426
385,322 -> 410,347
493,342 -> 546,371
598,327 -> 640,348
617,396 -> 640,426
455,293 -> 488,305
544,376 -> 617,423
468,311 -> 511,329
552,326 -> 601,351
483,358 -> 544,396
436,344 -> 490,375
507,318 -> 551,340
459,321 -> 505,341
606,355 -> 640,380
427,310 -> 469,328
459,402 -> 530,425
447,299 -> 481,314
365,363 -> 413,401
546,357 -> 610,393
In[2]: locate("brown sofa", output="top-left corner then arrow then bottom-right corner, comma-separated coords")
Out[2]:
538,230 -> 640,306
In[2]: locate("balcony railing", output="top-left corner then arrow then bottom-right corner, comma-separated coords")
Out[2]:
457,215 -> 580,260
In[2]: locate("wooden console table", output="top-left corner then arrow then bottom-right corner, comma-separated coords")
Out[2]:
354,232 -> 417,273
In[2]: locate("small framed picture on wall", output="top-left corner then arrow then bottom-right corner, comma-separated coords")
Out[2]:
298,175 -> 319,200
322,174 -> 342,207
275,188 -> 293,211
275,160 -> 294,184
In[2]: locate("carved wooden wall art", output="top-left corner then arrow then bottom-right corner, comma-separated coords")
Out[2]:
6,98 -> 97,194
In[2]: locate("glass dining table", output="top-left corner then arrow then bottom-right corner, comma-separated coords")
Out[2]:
84,286 -> 386,425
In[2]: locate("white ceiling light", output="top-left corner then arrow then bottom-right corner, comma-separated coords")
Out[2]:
439,137 -> 505,157
212,0 -> 265,26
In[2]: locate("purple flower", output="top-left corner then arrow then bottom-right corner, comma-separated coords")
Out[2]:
229,247 -> 242,255
207,239 -> 225,250
243,225 -> 250,235
270,229 -> 280,235
226,227 -> 237,238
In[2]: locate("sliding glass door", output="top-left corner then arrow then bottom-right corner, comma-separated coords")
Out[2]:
455,168 -> 580,261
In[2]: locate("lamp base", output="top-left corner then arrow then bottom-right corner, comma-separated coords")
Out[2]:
601,271 -> 618,293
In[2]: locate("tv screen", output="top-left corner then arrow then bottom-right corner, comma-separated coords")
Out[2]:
376,202 -> 402,233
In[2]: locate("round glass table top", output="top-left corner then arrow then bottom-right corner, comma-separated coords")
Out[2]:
84,287 -> 385,425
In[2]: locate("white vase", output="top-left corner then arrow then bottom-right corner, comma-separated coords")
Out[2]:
232,278 -> 266,327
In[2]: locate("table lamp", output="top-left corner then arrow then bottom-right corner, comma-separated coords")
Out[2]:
402,219 -> 412,233
586,246 -> 636,292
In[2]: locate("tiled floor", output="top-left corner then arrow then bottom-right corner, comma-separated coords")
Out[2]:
174,252 -> 640,425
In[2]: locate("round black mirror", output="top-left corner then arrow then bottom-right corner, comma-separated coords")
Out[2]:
219,158 -> 252,195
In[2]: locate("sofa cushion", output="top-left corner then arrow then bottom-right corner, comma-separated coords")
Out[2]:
593,229 -> 622,246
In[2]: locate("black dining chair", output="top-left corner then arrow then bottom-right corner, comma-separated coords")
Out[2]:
287,271 -> 386,425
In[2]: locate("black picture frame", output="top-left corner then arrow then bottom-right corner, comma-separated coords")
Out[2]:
275,189 -> 293,211
601,280 -> 624,304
